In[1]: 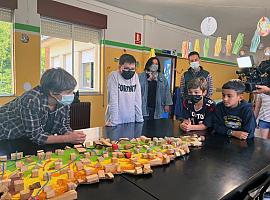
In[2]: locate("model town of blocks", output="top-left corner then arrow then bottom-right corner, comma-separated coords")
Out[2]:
0,135 -> 204,200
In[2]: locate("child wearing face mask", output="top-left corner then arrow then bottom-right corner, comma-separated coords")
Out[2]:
213,79 -> 256,139
0,68 -> 86,145
179,51 -> 213,98
139,57 -> 173,120
179,77 -> 215,132
105,54 -> 144,126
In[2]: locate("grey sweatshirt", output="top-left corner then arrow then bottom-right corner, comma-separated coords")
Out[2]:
105,71 -> 144,126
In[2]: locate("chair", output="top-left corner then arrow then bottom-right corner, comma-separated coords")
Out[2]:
70,102 -> 91,130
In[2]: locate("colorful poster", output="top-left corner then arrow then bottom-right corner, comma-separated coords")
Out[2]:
257,17 -> 270,37
194,39 -> 200,53
203,38 -> 210,57
226,35 -> 232,56
214,37 -> 222,57
250,30 -> 261,53
232,33 -> 244,55
149,48 -> 156,58
181,41 -> 189,58
189,41 -> 193,52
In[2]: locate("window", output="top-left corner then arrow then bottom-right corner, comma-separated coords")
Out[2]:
41,18 -> 100,93
0,9 -> 13,96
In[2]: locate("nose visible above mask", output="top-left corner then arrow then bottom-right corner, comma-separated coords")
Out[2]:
59,94 -> 74,106
190,61 -> 200,70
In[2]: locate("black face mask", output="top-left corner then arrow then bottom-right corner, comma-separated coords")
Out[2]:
121,71 -> 135,80
186,95 -> 202,104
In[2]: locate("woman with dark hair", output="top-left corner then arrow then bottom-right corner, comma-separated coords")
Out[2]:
0,68 -> 86,144
139,57 -> 173,120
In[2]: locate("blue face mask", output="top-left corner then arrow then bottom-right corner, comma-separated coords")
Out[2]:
58,94 -> 74,106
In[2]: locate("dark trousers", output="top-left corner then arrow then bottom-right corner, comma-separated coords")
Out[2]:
144,107 -> 155,120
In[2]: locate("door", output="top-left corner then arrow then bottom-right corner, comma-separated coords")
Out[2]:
156,54 -> 177,118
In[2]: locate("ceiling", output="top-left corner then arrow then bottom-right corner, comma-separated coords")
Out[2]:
94,0 -> 270,47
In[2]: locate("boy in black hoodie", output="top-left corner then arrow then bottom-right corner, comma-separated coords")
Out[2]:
214,79 -> 256,139
180,77 -> 215,132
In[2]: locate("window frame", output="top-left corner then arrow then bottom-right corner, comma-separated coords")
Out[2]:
0,8 -> 14,97
40,17 -> 102,95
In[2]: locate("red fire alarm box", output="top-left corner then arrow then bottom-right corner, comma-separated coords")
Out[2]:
135,32 -> 142,45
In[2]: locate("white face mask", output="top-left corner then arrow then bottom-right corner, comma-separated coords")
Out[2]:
190,61 -> 200,70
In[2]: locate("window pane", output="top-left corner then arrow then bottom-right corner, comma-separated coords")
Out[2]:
0,21 -> 13,95
74,41 -> 100,92
41,36 -> 72,73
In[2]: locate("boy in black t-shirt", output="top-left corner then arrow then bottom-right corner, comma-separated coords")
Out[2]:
180,77 -> 215,132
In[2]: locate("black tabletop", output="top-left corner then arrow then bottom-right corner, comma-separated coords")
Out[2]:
0,119 -> 270,200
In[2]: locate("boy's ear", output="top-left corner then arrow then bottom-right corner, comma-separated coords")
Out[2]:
239,93 -> 244,100
202,90 -> 207,96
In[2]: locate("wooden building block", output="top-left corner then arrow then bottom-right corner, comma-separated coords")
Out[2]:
104,164 -> 116,173
111,157 -> 118,164
149,158 -> 163,166
97,156 -> 104,163
0,192 -> 12,200
84,152 -> 90,159
45,151 -> 52,159
76,147 -> 86,153
43,172 -> 51,181
0,179 -> 11,187
29,182 -> 41,190
20,189 -> 31,200
97,170 -> 105,179
14,179 -> 24,192
0,155 -> 7,162
163,155 -> 171,164
81,158 -> 90,165
75,161 -> 83,171
0,185 -> 8,193
49,190 -> 77,200
67,182 -> 77,191
74,144 -> 83,148
46,189 -> 56,198
86,174 -> 99,184
135,167 -> 143,175
70,153 -> 76,161
20,165 -> 28,172
68,170 -> 74,179
105,172 -> 114,179
84,168 -> 92,176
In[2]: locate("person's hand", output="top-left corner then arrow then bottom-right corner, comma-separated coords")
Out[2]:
105,121 -> 114,127
65,131 -> 86,144
180,119 -> 192,132
232,131 -> 249,140
164,105 -> 170,113
254,85 -> 270,94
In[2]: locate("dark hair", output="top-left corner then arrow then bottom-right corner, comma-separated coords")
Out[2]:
40,68 -> 77,94
188,51 -> 200,59
119,54 -> 136,66
187,77 -> 208,92
144,57 -> 161,72
222,79 -> 245,94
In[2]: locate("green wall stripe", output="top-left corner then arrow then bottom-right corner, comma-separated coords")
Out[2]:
15,23 -> 40,33
101,39 -> 237,66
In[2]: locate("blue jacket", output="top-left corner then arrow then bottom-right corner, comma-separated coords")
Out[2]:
213,101 -> 256,138
139,72 -> 173,119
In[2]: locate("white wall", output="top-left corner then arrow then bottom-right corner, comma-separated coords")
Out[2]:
15,0 -> 250,63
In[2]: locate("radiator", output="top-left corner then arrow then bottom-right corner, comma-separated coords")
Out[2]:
70,102 -> 91,130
